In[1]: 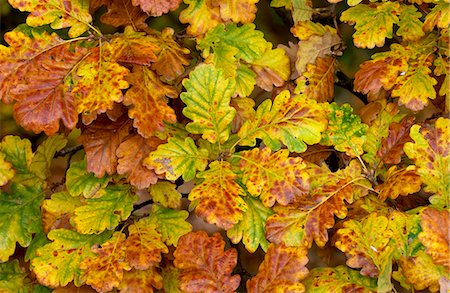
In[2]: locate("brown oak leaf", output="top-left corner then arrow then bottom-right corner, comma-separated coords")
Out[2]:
377,116 -> 414,164
100,0 -> 150,29
173,231 -> 240,292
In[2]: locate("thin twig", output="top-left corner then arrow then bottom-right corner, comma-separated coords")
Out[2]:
54,144 -> 84,158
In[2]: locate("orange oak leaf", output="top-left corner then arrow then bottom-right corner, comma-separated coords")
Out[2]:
377,116 -> 414,165
125,217 -> 168,270
266,161 -> 370,247
247,243 -> 309,293
108,28 -> 160,66
119,268 -> 163,293
124,66 -> 177,138
188,161 -> 247,230
214,0 -> 259,23
173,231 -> 240,292
132,0 -> 182,16
100,0 -> 150,29
72,46 -> 130,115
80,232 -> 131,293
179,0 -> 222,36
376,166 -> 422,201
238,147 -> 310,207
151,28 -> 191,81
117,134 -> 164,189
0,27 -> 89,135
78,114 -> 132,177
418,208 -> 450,270
296,56 -> 335,102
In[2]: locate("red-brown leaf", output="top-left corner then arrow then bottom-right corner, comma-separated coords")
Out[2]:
377,116 -> 414,164
78,114 -> 132,177
173,231 -> 240,293
132,0 -> 182,16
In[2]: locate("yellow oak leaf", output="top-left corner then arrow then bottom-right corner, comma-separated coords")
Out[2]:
215,0 -> 259,23
118,268 -> 163,293
179,0 -> 222,36
0,152 -> 14,186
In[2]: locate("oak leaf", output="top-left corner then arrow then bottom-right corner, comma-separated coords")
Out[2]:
99,0 -> 149,29
271,0 -> 313,23
179,0 -> 222,36
9,0 -> 92,38
66,159 -> 110,198
296,56 -> 336,102
151,28 -> 191,81
397,4 -> 425,41
132,0 -> 182,16
0,27 -> 89,134
377,116 -> 414,164
227,196 -> 273,253
266,160 -> 370,247
238,147 -> 310,207
149,181 -> 182,209
78,114 -> 132,177
189,161 -> 247,229
173,231 -> 240,292
124,66 -> 177,138
0,183 -> 44,262
29,134 -> 67,180
418,208 -> 450,270
234,64 -> 257,97
376,166 -> 422,201
291,20 -> 337,41
230,97 -> 255,133
117,134 -> 163,189
72,46 -> 130,115
320,103 -> 368,157
303,266 -> 377,293
30,229 -> 111,287
119,268 -> 163,293
0,260 -> 35,291
238,90 -> 327,153
181,64 -> 236,144
341,2 -> 400,48
404,118 -> 450,207
215,0 -> 258,23
80,232 -> 130,292
144,137 -> 209,181
423,1 -> 450,32
72,185 -> 138,234
246,243 -> 309,293
148,205 -> 192,246
125,217 -> 168,270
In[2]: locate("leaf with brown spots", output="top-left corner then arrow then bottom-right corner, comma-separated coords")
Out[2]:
404,118 -> 450,207
119,268 -> 163,293
151,28 -> 191,82
80,232 -> 131,292
30,229 -> 111,288
377,117 -> 414,165
179,0 -> 222,36
125,217 -> 168,270
124,66 -> 177,138
9,0 -> 92,38
266,160 -> 370,247
72,45 -> 130,116
376,166 -> 422,201
295,56 -> 336,102
173,231 -> 240,293
246,243 -> 309,293
78,114 -> 132,177
189,161 -> 247,229
41,191 -> 82,233
237,147 -> 310,207
117,135 -> 163,189
132,0 -> 182,16
100,0 -> 150,29
418,208 -> 450,270
0,27 -> 89,135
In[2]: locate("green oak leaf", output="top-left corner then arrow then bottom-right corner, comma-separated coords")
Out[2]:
0,183 -> 44,262
180,64 -> 236,144
29,134 -> 67,180
321,103 -> 368,157
227,196 -> 273,253
0,260 -> 34,292
397,4 -> 425,41
149,205 -> 192,246
144,137 -> 209,181
72,185 -> 137,234
149,181 -> 182,209
30,229 -> 111,287
66,159 -> 110,198
235,64 -> 256,97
